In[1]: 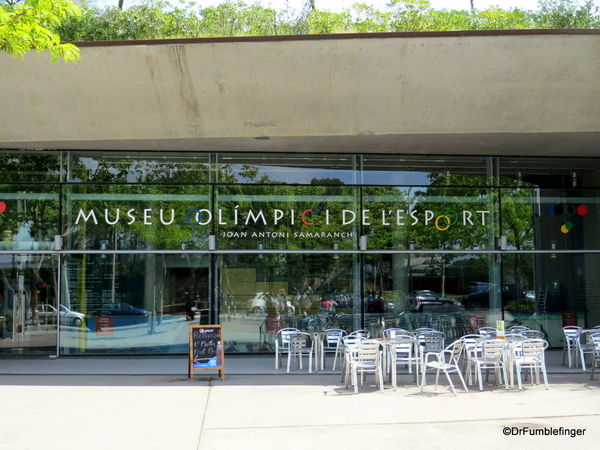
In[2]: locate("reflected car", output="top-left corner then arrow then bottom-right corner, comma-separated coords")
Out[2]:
406,290 -> 456,312
461,284 -> 527,310
247,292 -> 295,315
29,304 -> 85,327
101,302 -> 148,316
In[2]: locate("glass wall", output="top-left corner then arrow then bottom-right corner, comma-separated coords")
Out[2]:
219,253 -> 361,353
0,150 -> 599,355
61,253 -> 210,354
0,254 -> 59,354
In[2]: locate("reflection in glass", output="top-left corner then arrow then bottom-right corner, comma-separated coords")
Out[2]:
215,153 -> 358,185
65,184 -> 211,251
216,184 -> 359,251
0,185 -> 59,249
60,254 -> 209,355
219,253 -> 361,353
67,152 -> 210,184
0,254 -> 58,354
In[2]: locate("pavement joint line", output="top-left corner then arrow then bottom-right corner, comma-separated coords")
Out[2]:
201,413 -> 600,431
197,378 -> 213,450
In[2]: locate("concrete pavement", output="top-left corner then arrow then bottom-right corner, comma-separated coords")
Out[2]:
0,351 -> 598,450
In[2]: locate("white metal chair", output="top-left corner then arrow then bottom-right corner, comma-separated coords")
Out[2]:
575,329 -> 599,371
420,340 -> 469,396
477,327 -> 497,338
561,326 -> 582,368
511,339 -> 549,390
275,327 -> 300,369
504,333 -> 525,339
286,332 -> 314,374
384,328 -> 414,338
335,334 -> 366,375
506,325 -> 529,333
417,331 -> 445,374
460,334 -> 482,385
588,333 -> 600,381
415,327 -> 436,333
349,329 -> 371,338
321,328 -> 346,370
520,329 -> 545,339
470,339 -> 509,391
345,340 -> 385,394
390,334 -> 421,383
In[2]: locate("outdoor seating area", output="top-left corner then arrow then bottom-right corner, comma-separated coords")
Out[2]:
270,323 -> 583,395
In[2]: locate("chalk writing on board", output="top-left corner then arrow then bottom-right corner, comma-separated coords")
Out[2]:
191,327 -> 223,368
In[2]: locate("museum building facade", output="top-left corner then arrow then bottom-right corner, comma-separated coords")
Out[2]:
0,29 -> 599,356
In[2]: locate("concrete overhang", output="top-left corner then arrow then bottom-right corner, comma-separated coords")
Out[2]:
2,30 -> 600,156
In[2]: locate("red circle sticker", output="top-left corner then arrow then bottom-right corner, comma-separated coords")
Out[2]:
0,202 -> 6,213
577,205 -> 588,216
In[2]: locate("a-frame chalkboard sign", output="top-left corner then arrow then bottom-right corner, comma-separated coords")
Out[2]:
188,325 -> 225,381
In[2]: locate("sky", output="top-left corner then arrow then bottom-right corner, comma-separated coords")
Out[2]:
260,0 -> 541,12
95,0 -> 543,12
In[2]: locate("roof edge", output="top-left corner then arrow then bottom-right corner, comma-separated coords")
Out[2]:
71,28 -> 600,48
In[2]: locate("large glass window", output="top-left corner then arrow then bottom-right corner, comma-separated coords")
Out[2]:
215,153 -> 358,184
219,253 -> 361,353
60,253 -> 210,355
0,185 -> 60,249
0,254 -> 59,354
2,151 -> 600,355
65,184 -> 211,251
67,152 -> 211,184
216,184 -> 359,251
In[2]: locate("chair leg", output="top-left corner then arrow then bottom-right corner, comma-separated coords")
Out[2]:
443,369 -> 457,396
582,349 -> 587,372
456,368 -> 469,393
352,367 -> 359,394
542,364 -> 549,390
414,360 -> 420,385
420,367 -> 427,392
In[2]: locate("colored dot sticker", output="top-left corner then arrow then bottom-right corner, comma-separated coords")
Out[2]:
546,205 -> 556,215
561,225 -> 570,234
553,205 -> 563,215
0,202 -> 6,213
564,221 -> 573,230
577,205 -> 588,216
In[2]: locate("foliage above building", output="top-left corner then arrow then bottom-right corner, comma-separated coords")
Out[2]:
55,0 -> 600,42
0,0 -> 81,61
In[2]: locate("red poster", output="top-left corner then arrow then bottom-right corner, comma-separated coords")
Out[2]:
562,311 -> 578,327
96,316 -> 114,336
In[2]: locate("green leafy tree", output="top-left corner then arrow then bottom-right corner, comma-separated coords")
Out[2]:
535,0 -> 599,28
0,0 -> 81,61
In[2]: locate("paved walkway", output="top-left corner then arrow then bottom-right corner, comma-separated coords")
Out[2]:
0,350 -> 598,450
